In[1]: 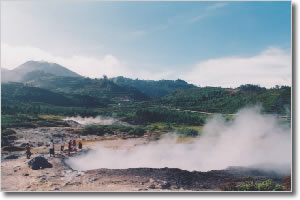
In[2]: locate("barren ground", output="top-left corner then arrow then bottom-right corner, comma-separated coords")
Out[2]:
1,127 -> 287,192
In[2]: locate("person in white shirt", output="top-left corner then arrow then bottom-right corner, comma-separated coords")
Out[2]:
49,139 -> 55,157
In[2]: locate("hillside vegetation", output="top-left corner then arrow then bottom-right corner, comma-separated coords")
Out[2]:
159,84 -> 291,115
111,76 -> 196,98
1,61 -> 291,129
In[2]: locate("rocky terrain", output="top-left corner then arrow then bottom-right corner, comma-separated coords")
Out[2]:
1,150 -> 287,192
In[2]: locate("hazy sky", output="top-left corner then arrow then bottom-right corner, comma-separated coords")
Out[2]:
1,0 -> 291,87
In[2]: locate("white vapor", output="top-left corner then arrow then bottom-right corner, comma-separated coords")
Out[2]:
66,107 -> 291,173
63,116 -> 125,126
181,47 -> 291,88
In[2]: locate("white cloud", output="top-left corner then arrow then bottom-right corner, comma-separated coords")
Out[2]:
207,2 -> 228,11
1,43 -> 173,80
1,43 -> 132,78
189,2 -> 228,23
180,47 -> 292,88
1,44 -> 291,88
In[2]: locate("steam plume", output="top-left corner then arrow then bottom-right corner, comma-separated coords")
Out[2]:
66,107 -> 291,173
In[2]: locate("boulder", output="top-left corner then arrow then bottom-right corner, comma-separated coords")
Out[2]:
160,182 -> 171,189
28,156 -> 53,170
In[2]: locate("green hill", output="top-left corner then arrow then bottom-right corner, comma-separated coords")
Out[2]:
1,82 -> 109,108
110,76 -> 196,98
23,74 -> 150,102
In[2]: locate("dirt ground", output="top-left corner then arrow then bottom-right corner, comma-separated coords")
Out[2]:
1,127 -> 289,192
1,138 -> 186,192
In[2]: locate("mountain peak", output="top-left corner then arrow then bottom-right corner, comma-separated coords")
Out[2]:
1,60 -> 82,83
16,60 -> 81,77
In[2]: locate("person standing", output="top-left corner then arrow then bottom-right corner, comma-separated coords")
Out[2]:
68,140 -> 72,155
78,141 -> 82,150
60,138 -> 64,152
49,139 -> 55,157
25,143 -> 31,159
72,140 -> 77,152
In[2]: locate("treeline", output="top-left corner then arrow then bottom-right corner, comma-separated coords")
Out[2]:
129,107 -> 206,126
111,76 -> 196,98
159,85 -> 291,115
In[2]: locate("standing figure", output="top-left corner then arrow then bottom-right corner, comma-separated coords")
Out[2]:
49,139 -> 55,157
68,140 -> 72,155
25,143 -> 31,159
72,140 -> 77,152
60,138 -> 64,152
78,141 -> 82,150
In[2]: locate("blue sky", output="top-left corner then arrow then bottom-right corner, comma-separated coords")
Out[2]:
1,1 -> 291,87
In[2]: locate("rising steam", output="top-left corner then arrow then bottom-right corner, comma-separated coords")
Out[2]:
64,116 -> 118,125
65,107 -> 291,173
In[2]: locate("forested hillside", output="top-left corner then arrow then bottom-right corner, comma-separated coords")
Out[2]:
110,76 -> 196,98
159,84 -> 291,115
1,61 -> 291,129
23,75 -> 150,102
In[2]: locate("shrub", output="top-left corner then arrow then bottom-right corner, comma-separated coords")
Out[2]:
273,184 -> 284,191
128,127 -> 145,136
176,128 -> 199,137
220,179 -> 286,191
256,180 -> 273,191
236,182 -> 257,191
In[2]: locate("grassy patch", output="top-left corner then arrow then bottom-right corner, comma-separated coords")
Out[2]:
38,114 -> 63,120
176,128 -> 199,137
220,178 -> 291,191
82,125 -> 145,137
1,114 -> 69,129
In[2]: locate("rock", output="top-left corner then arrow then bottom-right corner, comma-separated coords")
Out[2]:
138,188 -> 148,191
88,177 -> 98,182
5,154 -> 20,160
37,142 -> 44,147
23,173 -> 29,176
28,156 -> 53,170
148,184 -> 156,189
160,182 -> 171,189
65,182 -> 81,186
65,120 -> 81,128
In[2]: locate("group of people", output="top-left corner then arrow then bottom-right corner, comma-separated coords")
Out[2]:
25,138 -> 83,159
50,139 -> 83,157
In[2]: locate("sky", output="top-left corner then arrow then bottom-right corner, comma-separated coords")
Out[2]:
1,0 -> 291,88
